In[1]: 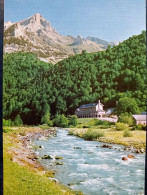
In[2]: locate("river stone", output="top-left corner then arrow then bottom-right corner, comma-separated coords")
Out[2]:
101,144 -> 112,148
34,156 -> 40,159
48,177 -> 59,183
122,157 -> 128,161
135,149 -> 141,154
56,162 -> 63,165
74,147 -> 81,149
140,149 -> 144,153
127,154 -> 135,159
42,155 -> 52,159
55,156 -> 63,160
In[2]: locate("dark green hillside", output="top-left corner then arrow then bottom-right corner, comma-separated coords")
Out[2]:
3,52 -> 54,124
3,31 -> 146,124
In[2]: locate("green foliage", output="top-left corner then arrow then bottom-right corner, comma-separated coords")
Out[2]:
83,129 -> 105,140
115,122 -> 129,131
3,31 -> 146,125
53,114 -> 69,128
123,130 -> 133,137
134,124 -> 146,131
3,119 -> 14,126
68,129 -> 75,135
117,97 -> 140,115
83,119 -> 114,128
68,115 -> 78,127
14,115 -> 23,126
118,113 -> 134,126
41,109 -> 53,127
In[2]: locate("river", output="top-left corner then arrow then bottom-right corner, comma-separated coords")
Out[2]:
34,129 -> 145,195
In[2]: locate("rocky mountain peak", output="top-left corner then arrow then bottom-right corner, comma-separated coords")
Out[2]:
18,13 -> 57,34
4,13 -> 117,64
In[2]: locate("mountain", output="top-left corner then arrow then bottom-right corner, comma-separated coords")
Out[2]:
86,36 -> 119,49
4,13 -> 116,63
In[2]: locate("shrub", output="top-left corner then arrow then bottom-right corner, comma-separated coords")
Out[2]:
68,129 -> 75,135
123,130 -> 133,137
115,122 -> 129,131
83,129 -> 105,140
134,124 -> 146,130
41,112 -> 53,127
86,119 -> 114,126
3,119 -> 14,126
53,114 -> 69,128
14,115 -> 23,126
118,113 -> 134,126
68,115 -> 78,127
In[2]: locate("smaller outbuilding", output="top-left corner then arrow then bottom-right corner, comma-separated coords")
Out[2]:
133,115 -> 146,125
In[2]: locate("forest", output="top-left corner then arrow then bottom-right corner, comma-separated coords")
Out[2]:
3,31 -> 146,125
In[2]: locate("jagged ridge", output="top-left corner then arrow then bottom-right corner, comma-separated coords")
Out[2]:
4,13 -> 116,64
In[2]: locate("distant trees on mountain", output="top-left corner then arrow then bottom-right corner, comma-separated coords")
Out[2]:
3,31 -> 146,125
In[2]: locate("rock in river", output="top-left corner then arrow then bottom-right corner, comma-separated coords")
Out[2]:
74,147 -> 81,149
127,154 -> 135,159
122,157 -> 128,161
42,155 -> 52,159
101,144 -> 112,149
55,156 -> 63,160
56,162 -> 63,165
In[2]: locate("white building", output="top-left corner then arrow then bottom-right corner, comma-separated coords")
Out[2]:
75,100 -> 106,118
133,115 -> 146,125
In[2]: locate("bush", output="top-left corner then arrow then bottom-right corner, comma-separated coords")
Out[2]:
53,114 -> 69,128
83,129 -> 105,140
115,122 -> 129,131
3,119 -> 14,126
68,129 -> 75,135
134,124 -> 146,130
14,115 -> 23,126
41,112 -> 53,127
86,119 -> 114,126
118,113 -> 134,126
68,115 -> 78,127
123,130 -> 133,137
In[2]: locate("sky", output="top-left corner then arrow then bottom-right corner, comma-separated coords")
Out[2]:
4,0 -> 146,42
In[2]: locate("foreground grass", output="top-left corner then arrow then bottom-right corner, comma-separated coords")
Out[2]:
68,128 -> 146,150
3,126 -> 81,195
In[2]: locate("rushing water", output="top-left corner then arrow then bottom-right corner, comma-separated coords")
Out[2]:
35,129 -> 145,195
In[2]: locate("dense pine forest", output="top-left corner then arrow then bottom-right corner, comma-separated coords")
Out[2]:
3,31 -> 146,125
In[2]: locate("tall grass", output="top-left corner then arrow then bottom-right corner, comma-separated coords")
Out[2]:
83,129 -> 105,140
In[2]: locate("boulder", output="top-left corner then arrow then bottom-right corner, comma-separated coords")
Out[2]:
74,147 -> 81,149
56,162 -> 63,165
135,149 -> 141,154
122,157 -> 128,161
42,155 -> 52,159
48,177 -> 59,183
140,149 -> 144,153
101,144 -> 112,148
127,154 -> 135,159
55,156 -> 63,160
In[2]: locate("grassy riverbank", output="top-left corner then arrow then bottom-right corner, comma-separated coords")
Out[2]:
68,118 -> 146,150
3,126 -> 82,195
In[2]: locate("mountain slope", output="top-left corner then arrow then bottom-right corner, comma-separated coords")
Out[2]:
3,31 -> 146,124
4,13 -> 114,63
